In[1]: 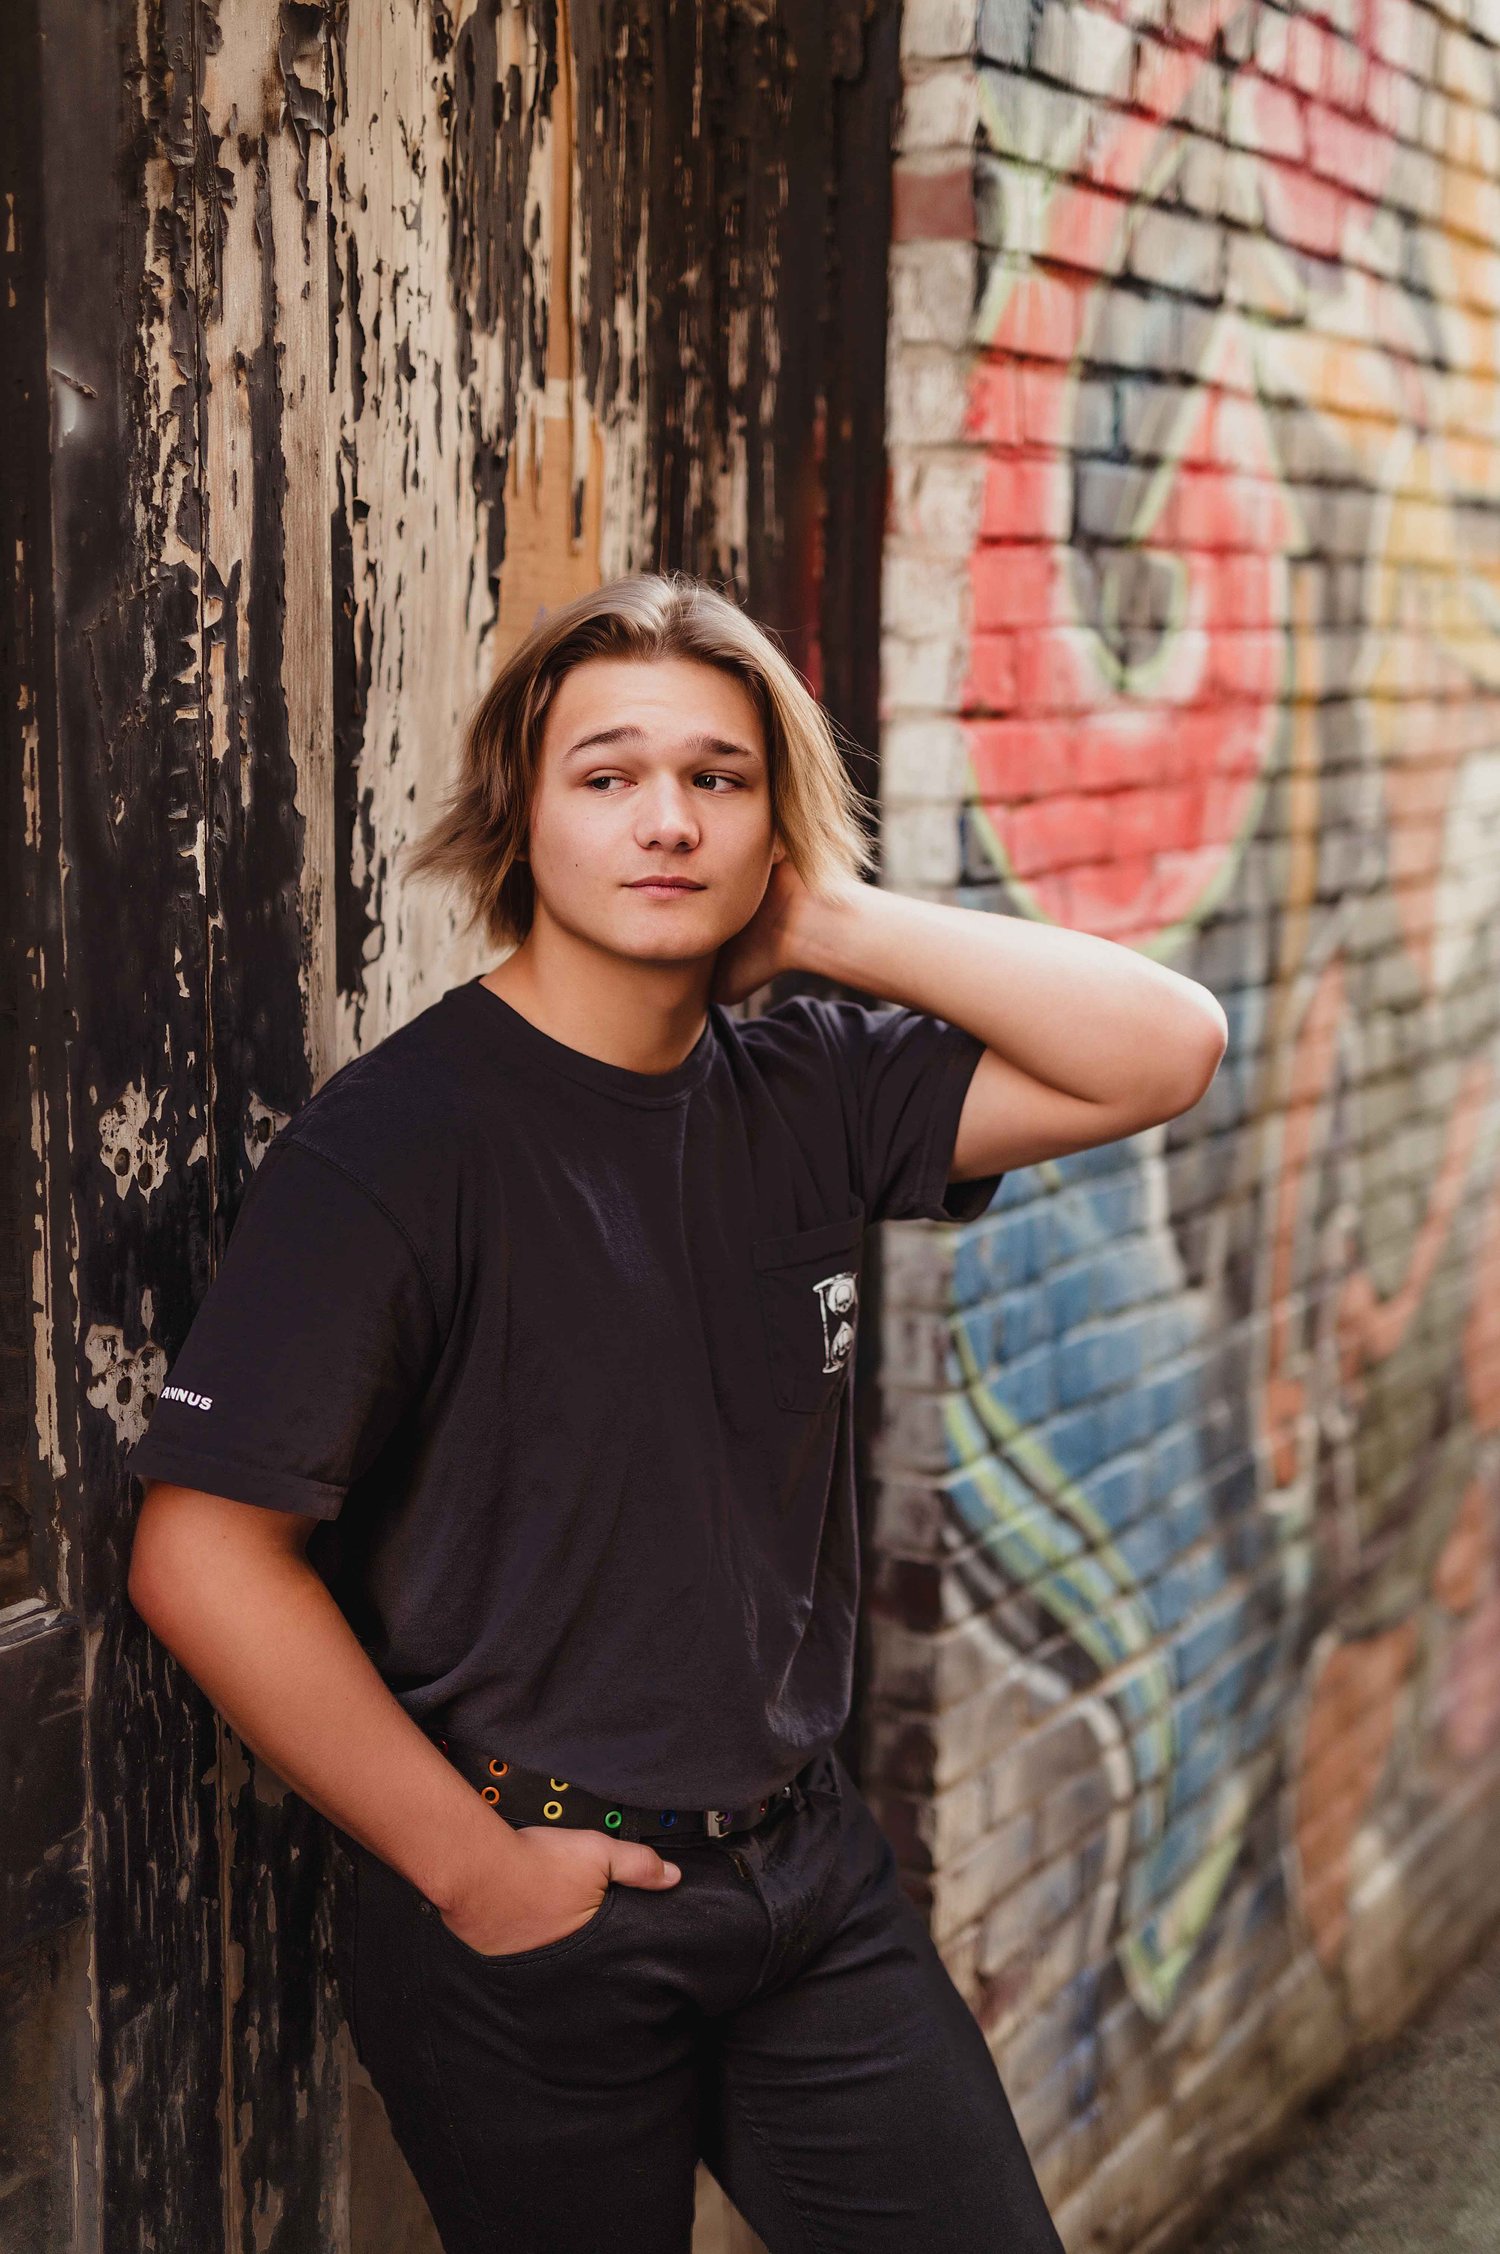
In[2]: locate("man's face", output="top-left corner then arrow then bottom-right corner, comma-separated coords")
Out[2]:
525,654 -> 784,966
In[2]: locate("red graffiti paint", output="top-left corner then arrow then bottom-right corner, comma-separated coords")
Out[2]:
964,5 -> 1299,943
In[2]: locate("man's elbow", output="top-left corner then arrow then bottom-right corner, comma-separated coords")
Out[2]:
1160,994 -> 1229,1117
129,1482 -> 316,1620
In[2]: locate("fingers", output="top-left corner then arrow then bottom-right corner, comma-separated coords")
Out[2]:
606,1839 -> 683,1889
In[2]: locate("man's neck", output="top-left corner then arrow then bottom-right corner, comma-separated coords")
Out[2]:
480,933 -> 713,1078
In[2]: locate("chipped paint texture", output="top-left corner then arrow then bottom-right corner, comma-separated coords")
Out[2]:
82,1330 -> 167,1457
96,1083 -> 173,1206
184,0 -> 664,1082
327,0 -> 614,1049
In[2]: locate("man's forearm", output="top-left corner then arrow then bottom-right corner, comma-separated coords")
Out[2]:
128,1485 -> 510,1913
790,883 -> 1227,1114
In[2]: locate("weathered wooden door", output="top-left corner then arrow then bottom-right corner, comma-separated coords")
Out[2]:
2,1 -> 899,2246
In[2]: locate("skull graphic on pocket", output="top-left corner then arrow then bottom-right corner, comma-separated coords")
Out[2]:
813,1270 -> 858,1375
751,1208 -> 866,1415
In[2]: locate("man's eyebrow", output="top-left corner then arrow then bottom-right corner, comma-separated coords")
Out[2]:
563,726 -> 761,762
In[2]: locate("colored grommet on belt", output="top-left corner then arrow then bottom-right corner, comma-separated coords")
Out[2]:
604,1810 -> 622,1830
543,1800 -> 564,1820
550,1778 -> 569,1791
482,1785 -> 500,1804
659,1810 -> 677,1826
489,1758 -> 508,1777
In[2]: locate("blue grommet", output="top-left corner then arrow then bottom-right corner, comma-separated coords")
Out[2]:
659,1810 -> 677,1826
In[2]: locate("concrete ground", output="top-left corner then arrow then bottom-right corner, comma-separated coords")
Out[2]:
1193,1922 -> 1500,2253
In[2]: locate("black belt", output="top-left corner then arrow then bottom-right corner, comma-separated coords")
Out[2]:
428,1731 -> 817,1843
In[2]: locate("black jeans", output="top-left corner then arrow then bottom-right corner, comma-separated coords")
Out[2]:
342,1745 -> 1064,2253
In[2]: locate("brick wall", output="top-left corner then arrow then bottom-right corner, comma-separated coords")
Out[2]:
869,0 -> 1500,2242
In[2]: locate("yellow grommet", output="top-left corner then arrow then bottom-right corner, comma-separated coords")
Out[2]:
550,1778 -> 569,1791
543,1800 -> 564,1821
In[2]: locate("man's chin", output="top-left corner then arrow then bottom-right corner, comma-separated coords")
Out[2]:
611,891 -> 746,934
600,920 -> 728,971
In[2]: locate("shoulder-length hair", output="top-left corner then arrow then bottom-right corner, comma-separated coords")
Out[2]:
400,571 -> 877,950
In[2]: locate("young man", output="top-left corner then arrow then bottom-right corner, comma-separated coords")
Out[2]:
126,573 -> 1226,2253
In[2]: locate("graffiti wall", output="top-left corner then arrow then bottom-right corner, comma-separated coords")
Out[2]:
872,0 -> 1500,2241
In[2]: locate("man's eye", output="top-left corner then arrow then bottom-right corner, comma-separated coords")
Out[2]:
583,773 -> 743,792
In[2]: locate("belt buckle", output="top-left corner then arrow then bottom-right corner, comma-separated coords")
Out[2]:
705,1808 -> 732,1838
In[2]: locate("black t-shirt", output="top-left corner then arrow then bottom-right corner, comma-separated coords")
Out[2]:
124,975 -> 1001,1806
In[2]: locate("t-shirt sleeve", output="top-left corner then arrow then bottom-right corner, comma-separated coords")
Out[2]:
123,1135 -> 442,1520
811,996 -> 1004,1225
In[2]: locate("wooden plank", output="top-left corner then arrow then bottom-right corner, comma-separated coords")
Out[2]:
0,1918 -> 96,2251
1,4 -> 97,2246
329,0 -> 604,1031
37,0 -> 225,2243
0,1610 -> 86,1957
0,0 -> 45,1623
189,9 -> 349,2243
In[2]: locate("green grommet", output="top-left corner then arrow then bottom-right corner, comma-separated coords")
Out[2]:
604,1810 -> 623,1830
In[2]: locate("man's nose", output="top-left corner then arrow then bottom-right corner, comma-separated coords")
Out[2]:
634,781 -> 702,845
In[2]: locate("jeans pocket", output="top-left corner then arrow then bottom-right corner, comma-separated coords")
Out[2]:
424,1873 -> 624,1970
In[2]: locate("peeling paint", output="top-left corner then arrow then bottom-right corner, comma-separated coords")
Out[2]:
29,1083 -> 65,1483
96,1084 -> 173,1206
244,1097 -> 292,1170
82,1329 -> 168,1452
328,0 -> 593,1052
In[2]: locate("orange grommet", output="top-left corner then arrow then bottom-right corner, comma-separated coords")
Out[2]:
489,1758 -> 508,1777
482,1785 -> 500,1804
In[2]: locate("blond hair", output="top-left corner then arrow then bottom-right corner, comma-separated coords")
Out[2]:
401,571 -> 876,950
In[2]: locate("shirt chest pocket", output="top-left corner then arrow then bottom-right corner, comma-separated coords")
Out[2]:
751,1207 -> 865,1415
